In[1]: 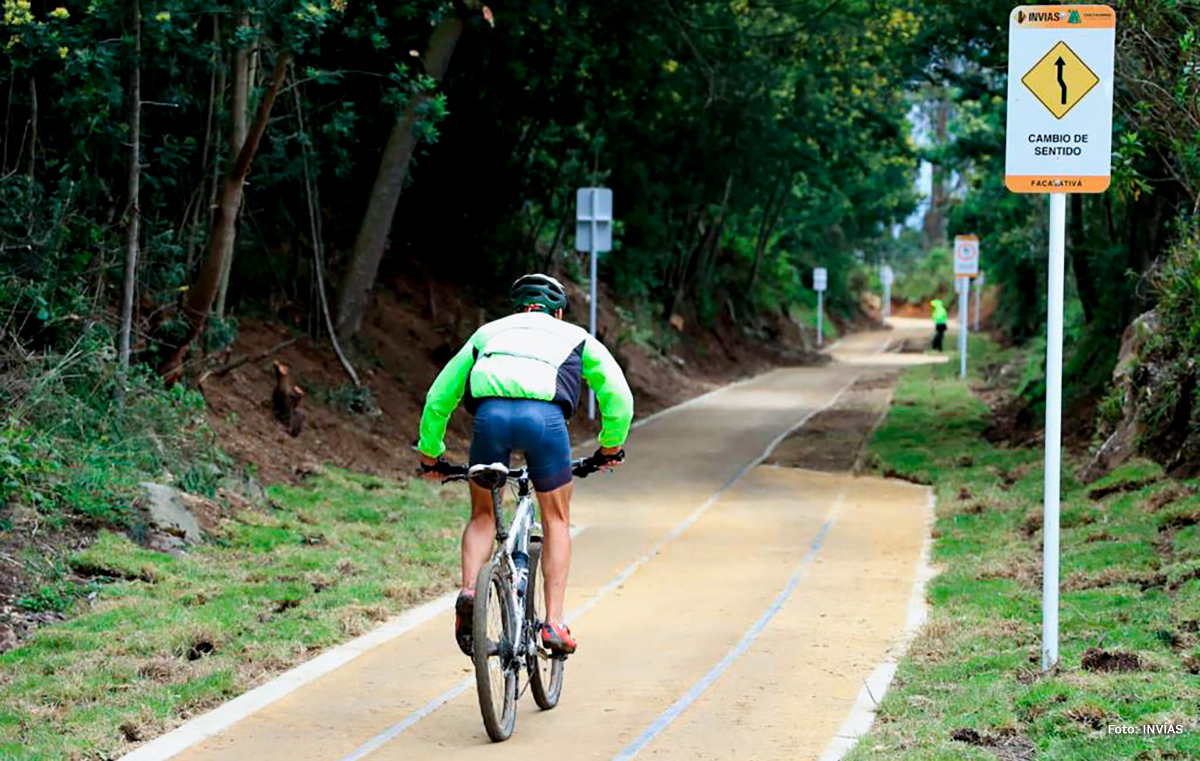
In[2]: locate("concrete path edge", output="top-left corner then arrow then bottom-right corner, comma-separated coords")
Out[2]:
815,489 -> 938,761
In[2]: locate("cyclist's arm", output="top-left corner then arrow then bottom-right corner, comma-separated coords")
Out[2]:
416,337 -> 477,459
581,336 -> 634,449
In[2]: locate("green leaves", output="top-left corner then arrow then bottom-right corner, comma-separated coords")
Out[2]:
1112,131 -> 1151,202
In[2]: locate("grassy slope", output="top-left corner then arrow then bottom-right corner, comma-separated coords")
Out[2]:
0,470 -> 464,761
850,336 -> 1200,760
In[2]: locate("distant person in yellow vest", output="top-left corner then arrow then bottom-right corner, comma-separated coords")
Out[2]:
930,299 -> 948,351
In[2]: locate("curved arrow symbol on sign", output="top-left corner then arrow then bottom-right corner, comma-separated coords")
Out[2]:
1055,56 -> 1067,105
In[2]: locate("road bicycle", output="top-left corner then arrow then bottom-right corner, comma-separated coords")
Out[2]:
441,453 -> 618,742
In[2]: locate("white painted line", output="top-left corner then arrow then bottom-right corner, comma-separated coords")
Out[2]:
630,369 -> 777,431
565,373 -> 862,624
816,489 -> 938,761
118,525 -> 587,761
612,494 -> 847,760
115,590 -> 459,761
574,367 -> 784,454
335,678 -> 472,761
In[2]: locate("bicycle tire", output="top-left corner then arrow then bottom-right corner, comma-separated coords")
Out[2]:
526,538 -> 564,710
473,558 -> 518,741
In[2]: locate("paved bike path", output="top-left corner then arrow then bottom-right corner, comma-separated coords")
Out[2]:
156,326 -> 936,761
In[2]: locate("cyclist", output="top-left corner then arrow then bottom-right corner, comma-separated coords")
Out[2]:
416,274 -> 633,657
930,298 -> 948,351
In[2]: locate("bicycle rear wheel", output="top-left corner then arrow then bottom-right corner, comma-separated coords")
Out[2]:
473,558 -> 518,742
526,538 -> 564,710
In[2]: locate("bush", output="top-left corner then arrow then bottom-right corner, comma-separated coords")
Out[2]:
1136,225 -> 1200,472
892,246 -> 956,306
0,321 -> 228,527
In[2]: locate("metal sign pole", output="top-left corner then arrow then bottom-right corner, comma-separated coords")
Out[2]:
958,278 -> 968,378
588,189 -> 598,420
816,291 -> 824,347
883,278 -> 891,320
1042,192 -> 1067,670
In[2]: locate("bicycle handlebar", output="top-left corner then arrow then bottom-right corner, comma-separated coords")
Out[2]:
433,448 -> 625,484
571,448 -> 625,478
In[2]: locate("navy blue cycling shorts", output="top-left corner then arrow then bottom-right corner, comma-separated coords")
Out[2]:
469,399 -> 573,492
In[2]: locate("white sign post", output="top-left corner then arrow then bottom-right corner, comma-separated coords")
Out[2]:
956,277 -> 970,378
576,188 -> 614,420
1007,5 -> 1115,671
881,264 -> 894,321
813,267 -> 828,347
953,235 -> 980,379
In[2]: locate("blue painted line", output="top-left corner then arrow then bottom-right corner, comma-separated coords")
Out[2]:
611,513 -> 839,761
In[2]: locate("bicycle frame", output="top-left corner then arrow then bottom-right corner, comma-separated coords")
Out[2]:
484,472 -> 540,674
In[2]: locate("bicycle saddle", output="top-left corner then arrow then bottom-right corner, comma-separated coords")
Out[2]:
469,462 -> 510,490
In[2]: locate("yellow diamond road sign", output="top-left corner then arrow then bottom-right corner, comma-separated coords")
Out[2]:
1021,41 -> 1099,120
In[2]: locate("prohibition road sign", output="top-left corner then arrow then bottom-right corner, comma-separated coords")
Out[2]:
954,235 -> 980,278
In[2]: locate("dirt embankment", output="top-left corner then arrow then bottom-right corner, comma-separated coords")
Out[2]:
766,371 -> 899,472
201,276 -> 818,483
887,289 -> 999,325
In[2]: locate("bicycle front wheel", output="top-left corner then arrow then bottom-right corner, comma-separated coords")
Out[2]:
526,539 -> 564,709
473,558 -> 518,742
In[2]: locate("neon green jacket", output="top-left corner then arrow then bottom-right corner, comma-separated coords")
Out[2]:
417,311 -> 634,458
931,300 -> 948,325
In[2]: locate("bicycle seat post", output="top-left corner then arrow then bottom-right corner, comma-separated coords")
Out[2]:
492,484 -> 507,542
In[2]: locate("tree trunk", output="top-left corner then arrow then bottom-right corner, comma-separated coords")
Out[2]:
187,16 -> 221,276
215,14 -> 252,320
696,173 -> 735,290
292,65 -> 359,387
209,44 -> 227,221
543,187 -> 574,272
748,174 -> 786,291
119,0 -> 142,367
663,208 -> 702,320
335,4 -> 478,342
2,75 -> 13,174
25,75 -> 36,179
158,51 -> 291,384
922,97 -> 949,251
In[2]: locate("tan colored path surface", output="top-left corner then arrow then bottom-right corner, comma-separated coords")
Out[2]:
169,324 -> 938,761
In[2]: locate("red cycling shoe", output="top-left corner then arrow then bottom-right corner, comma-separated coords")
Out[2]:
541,621 -> 577,655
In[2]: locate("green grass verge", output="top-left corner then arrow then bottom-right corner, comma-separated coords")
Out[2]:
0,469 -> 464,761
851,336 -> 1200,760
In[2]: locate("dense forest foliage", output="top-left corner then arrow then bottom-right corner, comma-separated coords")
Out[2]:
1,0 -> 1198,521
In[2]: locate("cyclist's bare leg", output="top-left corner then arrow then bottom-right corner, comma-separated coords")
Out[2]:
462,482 -> 496,591
535,482 -> 574,622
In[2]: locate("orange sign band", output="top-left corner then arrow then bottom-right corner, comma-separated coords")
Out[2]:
1005,175 -> 1112,194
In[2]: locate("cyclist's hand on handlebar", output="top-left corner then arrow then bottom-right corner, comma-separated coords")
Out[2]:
418,454 -> 447,481
574,447 -> 626,477
598,446 -> 625,467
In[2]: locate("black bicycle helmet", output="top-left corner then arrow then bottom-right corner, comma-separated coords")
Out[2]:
510,273 -> 568,312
